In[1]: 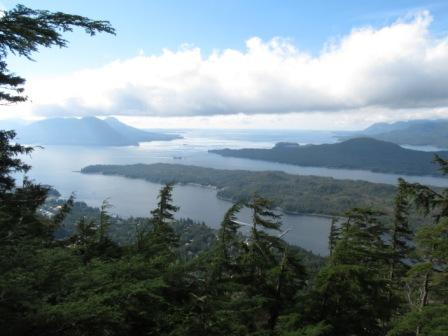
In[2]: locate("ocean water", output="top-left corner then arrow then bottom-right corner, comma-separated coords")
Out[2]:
18,129 -> 448,255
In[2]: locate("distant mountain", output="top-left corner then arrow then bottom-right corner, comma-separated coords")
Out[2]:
210,138 -> 448,176
103,117 -> 179,142
361,119 -> 436,135
340,119 -> 448,148
16,117 -> 181,146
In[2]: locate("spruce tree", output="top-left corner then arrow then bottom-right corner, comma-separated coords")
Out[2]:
211,202 -> 243,280
328,217 -> 341,257
148,183 -> 180,259
243,195 -> 305,333
388,178 -> 413,303
302,208 -> 396,335
387,157 -> 448,335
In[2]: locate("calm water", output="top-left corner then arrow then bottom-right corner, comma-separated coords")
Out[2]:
19,129 -> 448,255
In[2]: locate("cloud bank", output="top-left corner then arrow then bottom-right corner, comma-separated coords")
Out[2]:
28,11 -> 448,118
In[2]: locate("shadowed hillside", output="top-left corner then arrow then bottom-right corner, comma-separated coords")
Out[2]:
210,138 -> 448,176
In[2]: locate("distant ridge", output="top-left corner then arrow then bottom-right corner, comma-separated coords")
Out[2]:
104,117 -> 178,142
341,119 -> 448,148
210,138 -> 448,176
15,117 -> 181,146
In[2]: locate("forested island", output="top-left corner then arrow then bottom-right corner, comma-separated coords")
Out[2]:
210,138 -> 448,176
81,163 -> 397,215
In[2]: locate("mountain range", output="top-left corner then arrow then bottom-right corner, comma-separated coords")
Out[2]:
5,117 -> 181,146
210,137 -> 448,176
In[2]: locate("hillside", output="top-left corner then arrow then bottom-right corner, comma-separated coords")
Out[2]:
210,138 -> 448,176
362,119 -> 440,135
366,120 -> 448,148
104,117 -> 178,142
341,119 -> 448,148
15,117 -> 180,146
81,162 -> 397,215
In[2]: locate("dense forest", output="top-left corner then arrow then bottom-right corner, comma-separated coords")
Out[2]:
210,138 -> 448,176
1,4 -> 447,336
81,163 -> 397,216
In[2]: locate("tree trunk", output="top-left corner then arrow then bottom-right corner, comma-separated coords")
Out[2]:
416,269 -> 431,336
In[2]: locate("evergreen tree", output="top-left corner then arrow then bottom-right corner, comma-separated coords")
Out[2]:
328,217 -> 340,257
0,8 -> 114,332
388,178 -> 413,304
388,156 -> 448,335
0,131 -> 48,239
301,208 -> 396,335
396,217 -> 448,335
211,202 -> 243,280
147,183 -> 180,260
98,199 -> 112,243
242,195 -> 306,333
331,208 -> 390,268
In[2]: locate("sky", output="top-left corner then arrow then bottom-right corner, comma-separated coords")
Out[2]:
2,0 -> 448,130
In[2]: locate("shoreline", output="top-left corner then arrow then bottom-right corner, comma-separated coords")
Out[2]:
81,170 -> 339,219
209,151 -> 445,179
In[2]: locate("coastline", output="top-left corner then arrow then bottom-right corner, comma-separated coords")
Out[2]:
81,169 -> 340,219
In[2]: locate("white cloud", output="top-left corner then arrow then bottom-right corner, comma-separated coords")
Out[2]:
18,11 -> 448,119
118,107 -> 448,130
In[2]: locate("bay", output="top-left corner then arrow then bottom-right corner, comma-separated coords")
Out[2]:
20,129 -> 448,255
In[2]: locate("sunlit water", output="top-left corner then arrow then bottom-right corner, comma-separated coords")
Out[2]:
18,129 -> 448,255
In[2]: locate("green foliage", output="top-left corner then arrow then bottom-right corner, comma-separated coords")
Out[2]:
388,305 -> 448,336
389,179 -> 414,280
304,264 -> 391,336
51,193 -> 75,228
210,202 -> 243,279
0,130 -> 32,191
331,208 -> 390,269
299,208 -> 399,335
281,322 -> 332,336
146,183 -> 180,261
388,158 -> 448,335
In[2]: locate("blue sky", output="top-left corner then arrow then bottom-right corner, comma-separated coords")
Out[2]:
5,0 -> 448,76
2,1 -> 448,129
